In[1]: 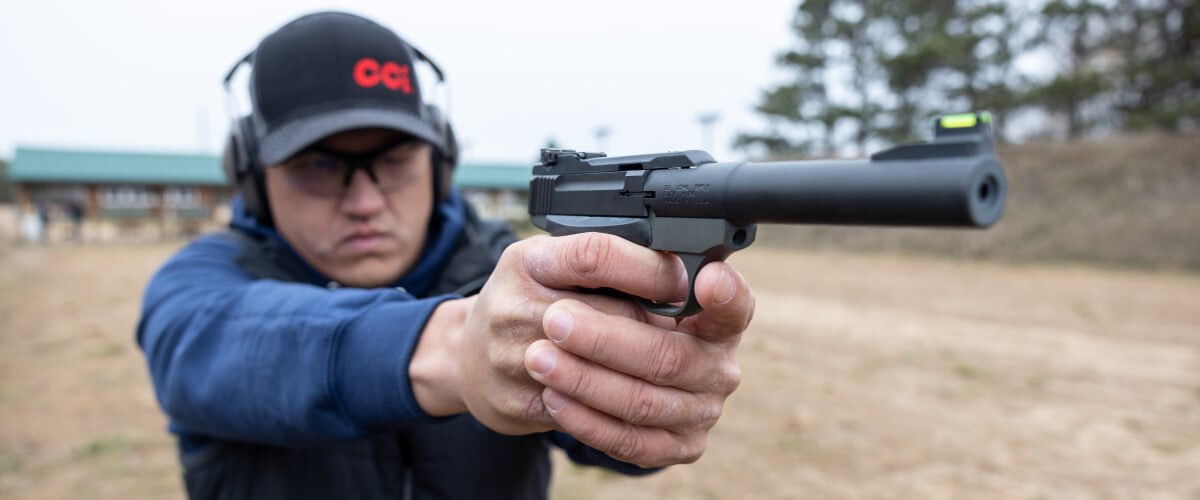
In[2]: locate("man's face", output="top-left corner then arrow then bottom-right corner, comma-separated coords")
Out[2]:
264,128 -> 435,288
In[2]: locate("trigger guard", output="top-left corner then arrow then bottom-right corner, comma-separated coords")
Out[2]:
636,295 -> 704,317
634,252 -> 710,318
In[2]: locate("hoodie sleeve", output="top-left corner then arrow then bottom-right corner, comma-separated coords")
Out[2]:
136,233 -> 454,446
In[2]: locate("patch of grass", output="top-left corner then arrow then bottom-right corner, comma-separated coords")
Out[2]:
564,459 -> 618,478
1123,418 -> 1143,432
1152,441 -> 1184,454
954,363 -> 985,381
89,340 -> 125,357
76,435 -> 133,460
591,467 -> 619,479
852,355 -> 892,378
1072,302 -> 1098,321
774,433 -> 814,454
0,452 -> 23,475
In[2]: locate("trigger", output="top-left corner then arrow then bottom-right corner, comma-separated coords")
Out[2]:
635,252 -> 710,318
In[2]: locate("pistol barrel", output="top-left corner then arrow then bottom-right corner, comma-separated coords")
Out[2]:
643,154 -> 1005,227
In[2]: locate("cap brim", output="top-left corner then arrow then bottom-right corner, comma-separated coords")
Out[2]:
257,107 -> 444,165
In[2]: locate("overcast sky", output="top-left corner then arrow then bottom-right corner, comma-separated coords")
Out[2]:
0,0 -> 799,165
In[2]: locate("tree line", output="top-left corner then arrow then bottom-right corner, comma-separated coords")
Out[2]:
736,0 -> 1199,157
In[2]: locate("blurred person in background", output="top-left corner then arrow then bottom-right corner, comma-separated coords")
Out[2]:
36,201 -> 50,243
66,199 -> 83,241
136,11 -> 756,499
18,200 -> 43,243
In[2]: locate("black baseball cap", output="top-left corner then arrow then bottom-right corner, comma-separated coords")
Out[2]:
248,12 -> 444,165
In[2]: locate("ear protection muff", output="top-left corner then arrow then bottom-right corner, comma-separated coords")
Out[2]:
222,52 -> 276,225
423,103 -> 459,200
221,115 -> 274,225
221,45 -> 458,227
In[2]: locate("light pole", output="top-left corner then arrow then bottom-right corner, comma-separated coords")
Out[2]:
594,126 -> 611,152
697,112 -> 720,152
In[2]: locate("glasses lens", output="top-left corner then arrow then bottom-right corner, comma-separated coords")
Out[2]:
370,146 -> 420,191
280,154 -> 346,197
279,141 -> 422,196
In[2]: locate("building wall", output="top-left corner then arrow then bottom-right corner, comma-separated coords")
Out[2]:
11,182 -> 231,242
462,188 -> 527,223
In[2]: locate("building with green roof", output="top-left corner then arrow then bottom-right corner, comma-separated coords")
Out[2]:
10,147 -> 231,225
450,161 -> 531,221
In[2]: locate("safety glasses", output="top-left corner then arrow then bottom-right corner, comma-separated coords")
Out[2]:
276,140 -> 423,197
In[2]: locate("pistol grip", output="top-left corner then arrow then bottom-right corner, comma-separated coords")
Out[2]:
535,214 -> 756,318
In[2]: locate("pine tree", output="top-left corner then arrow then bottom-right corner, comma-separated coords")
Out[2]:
1029,0 -> 1112,138
1109,0 -> 1200,131
738,0 -> 1194,157
737,0 -> 897,157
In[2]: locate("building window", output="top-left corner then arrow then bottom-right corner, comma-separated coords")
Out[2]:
163,187 -> 201,208
101,186 -> 158,209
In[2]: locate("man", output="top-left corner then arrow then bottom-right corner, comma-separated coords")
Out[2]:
138,11 -> 754,499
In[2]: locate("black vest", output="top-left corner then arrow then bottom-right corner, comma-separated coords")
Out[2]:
181,208 -> 552,500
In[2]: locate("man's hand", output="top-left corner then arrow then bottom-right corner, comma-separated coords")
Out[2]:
523,252 -> 752,467
410,232 -> 754,467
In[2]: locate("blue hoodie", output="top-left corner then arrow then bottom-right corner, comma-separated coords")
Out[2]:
136,192 -> 655,474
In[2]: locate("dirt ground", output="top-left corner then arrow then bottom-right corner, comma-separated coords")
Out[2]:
0,243 -> 1196,499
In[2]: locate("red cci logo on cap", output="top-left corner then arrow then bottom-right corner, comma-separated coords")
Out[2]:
353,57 -> 413,93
